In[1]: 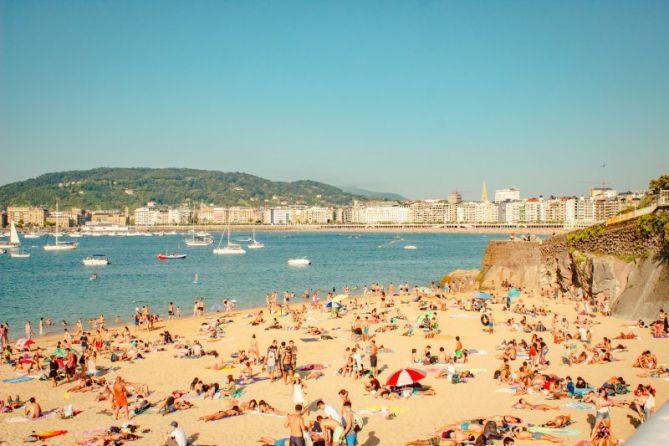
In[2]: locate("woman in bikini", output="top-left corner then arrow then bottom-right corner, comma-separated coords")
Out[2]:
512,398 -> 558,411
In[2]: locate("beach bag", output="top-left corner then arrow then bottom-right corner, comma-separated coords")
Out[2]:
451,374 -> 461,384
353,412 -> 364,432
110,353 -> 118,362
63,404 -> 74,418
493,370 -> 501,380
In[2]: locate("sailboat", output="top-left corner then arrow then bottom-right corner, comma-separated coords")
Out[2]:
184,209 -> 213,247
213,223 -> 246,255
10,248 -> 31,258
247,226 -> 264,249
44,203 -> 77,251
0,222 -> 21,249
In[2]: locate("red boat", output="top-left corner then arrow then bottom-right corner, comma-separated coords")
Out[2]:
157,253 -> 187,260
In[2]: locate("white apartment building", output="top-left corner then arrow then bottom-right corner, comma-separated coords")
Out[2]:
498,201 -> 522,224
168,208 -> 190,225
494,188 -> 521,202
350,205 -> 409,224
269,208 -> 290,225
524,198 -> 544,223
134,207 -> 158,226
476,201 -> 499,223
456,202 -> 478,223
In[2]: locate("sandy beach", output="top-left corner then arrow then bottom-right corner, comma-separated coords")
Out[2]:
1,289 -> 668,446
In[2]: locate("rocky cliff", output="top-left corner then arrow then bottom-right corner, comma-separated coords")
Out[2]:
479,210 -> 669,320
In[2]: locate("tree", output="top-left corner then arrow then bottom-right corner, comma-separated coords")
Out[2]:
649,175 -> 669,194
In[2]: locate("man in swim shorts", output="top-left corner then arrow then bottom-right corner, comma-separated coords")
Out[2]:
285,404 -> 307,446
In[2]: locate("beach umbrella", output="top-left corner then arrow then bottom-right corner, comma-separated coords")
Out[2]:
210,303 -> 224,312
15,338 -> 35,350
333,294 -> 348,302
508,288 -> 521,298
473,291 -> 492,300
325,301 -> 342,309
385,368 -> 426,387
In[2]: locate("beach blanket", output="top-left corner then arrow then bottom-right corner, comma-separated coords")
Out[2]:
217,365 -> 237,371
467,349 -> 488,356
5,409 -> 58,424
495,387 -> 518,394
297,364 -> 326,371
528,426 -> 580,437
573,387 -> 595,396
25,430 -> 68,441
563,402 -> 593,411
360,405 -> 409,415
2,375 -> 35,383
235,377 -> 269,385
300,338 -> 320,343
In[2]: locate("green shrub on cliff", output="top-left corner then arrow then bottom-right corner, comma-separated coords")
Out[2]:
636,213 -> 668,238
566,224 -> 605,243
649,174 -> 669,194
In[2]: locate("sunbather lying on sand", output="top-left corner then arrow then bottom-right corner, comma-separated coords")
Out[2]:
512,398 -> 559,411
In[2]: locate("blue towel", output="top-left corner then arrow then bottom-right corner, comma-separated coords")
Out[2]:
2,375 -> 35,383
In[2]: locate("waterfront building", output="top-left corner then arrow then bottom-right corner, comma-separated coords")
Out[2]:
91,210 -> 128,226
447,191 -> 462,205
269,208 -> 290,225
6,206 -> 47,227
46,210 -> 72,227
494,187 -> 521,202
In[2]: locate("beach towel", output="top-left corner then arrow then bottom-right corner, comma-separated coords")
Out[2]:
300,338 -> 320,343
573,387 -> 595,396
297,364 -> 326,371
235,377 -> 269,385
495,387 -> 518,394
5,409 -> 57,424
528,426 -> 580,437
2,375 -> 35,383
217,365 -> 236,371
34,430 -> 68,440
361,405 -> 409,414
563,402 -> 593,411
467,349 -> 488,356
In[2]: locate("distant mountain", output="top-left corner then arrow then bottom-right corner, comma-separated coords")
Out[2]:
339,185 -> 406,201
0,168 -> 365,209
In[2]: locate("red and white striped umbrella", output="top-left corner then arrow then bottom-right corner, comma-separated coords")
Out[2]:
385,368 -> 426,387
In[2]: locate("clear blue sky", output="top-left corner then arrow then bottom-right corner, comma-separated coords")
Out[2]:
1,1 -> 668,200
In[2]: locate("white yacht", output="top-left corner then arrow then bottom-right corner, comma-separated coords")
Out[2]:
247,227 -> 264,249
403,245 -> 417,250
0,223 -> 21,249
184,210 -> 213,247
23,232 -> 41,239
44,203 -> 78,251
288,257 -> 311,266
10,249 -> 31,259
213,224 -> 246,255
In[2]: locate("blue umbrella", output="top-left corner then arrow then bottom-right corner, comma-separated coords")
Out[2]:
507,288 -> 521,298
325,301 -> 342,309
473,291 -> 492,300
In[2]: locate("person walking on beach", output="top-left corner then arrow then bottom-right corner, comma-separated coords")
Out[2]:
0,323 -> 7,349
369,339 -> 378,376
39,317 -> 44,336
25,320 -> 32,339
285,404 -> 306,446
168,302 -> 174,320
113,376 -> 130,420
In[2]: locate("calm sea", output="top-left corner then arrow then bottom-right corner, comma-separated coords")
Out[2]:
0,232 -> 504,329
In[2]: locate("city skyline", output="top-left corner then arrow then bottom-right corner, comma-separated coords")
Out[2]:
2,1 -> 668,198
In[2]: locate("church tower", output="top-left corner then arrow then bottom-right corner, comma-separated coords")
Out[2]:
480,181 -> 489,202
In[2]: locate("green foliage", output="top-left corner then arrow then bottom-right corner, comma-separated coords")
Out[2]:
649,174 -> 669,194
566,225 -> 605,242
0,168 -> 365,209
571,250 -> 588,265
636,213 -> 668,238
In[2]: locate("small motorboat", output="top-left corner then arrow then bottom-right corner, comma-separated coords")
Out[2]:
403,245 -> 417,250
288,258 -> 311,266
10,249 -> 31,258
157,253 -> 187,261
83,254 -> 110,266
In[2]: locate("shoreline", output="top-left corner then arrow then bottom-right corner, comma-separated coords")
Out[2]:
24,225 -> 567,235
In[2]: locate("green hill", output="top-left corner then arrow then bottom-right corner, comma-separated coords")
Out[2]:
0,168 -> 365,209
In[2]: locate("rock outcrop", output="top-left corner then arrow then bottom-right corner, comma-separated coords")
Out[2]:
478,212 -> 669,320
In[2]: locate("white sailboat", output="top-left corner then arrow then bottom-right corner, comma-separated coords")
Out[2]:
184,209 -> 213,247
213,223 -> 246,255
247,227 -> 264,249
0,222 -> 21,249
23,232 -> 41,239
44,203 -> 77,251
10,249 -> 31,259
